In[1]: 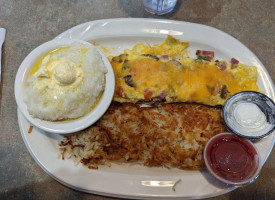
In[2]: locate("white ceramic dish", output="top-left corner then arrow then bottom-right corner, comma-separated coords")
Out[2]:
15,38 -> 115,134
223,91 -> 275,140
17,18 -> 275,199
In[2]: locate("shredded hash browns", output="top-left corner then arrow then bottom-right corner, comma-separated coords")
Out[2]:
59,103 -> 226,170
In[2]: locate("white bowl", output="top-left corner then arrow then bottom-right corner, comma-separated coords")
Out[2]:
14,38 -> 115,134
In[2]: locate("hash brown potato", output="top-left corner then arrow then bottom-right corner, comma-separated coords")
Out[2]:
59,102 -> 226,170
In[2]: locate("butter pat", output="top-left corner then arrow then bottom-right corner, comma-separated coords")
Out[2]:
53,58 -> 77,85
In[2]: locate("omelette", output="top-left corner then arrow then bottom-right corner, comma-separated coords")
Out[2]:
110,36 -> 259,106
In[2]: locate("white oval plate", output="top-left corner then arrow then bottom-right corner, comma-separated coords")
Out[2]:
17,18 -> 275,199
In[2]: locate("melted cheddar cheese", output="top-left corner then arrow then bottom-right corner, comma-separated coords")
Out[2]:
109,36 -> 259,106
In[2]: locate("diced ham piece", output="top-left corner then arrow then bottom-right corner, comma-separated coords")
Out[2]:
160,55 -> 169,60
231,58 -> 239,69
196,50 -> 214,61
218,63 -> 227,71
157,91 -> 167,99
144,89 -> 153,100
231,58 -> 239,64
172,56 -> 181,61
115,86 -> 123,97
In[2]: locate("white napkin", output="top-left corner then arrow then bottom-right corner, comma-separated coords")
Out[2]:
0,28 -> 6,85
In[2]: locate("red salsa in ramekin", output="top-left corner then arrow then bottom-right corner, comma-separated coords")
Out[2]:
204,132 -> 261,185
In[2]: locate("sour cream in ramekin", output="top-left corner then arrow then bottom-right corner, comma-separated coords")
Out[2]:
223,91 -> 275,140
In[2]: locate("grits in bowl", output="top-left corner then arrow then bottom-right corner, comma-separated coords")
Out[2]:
25,42 -> 107,121
15,39 -> 115,134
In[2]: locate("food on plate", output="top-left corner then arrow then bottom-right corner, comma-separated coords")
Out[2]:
58,36 -> 262,172
59,102 -> 226,170
110,36 -> 259,106
24,42 -> 107,121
